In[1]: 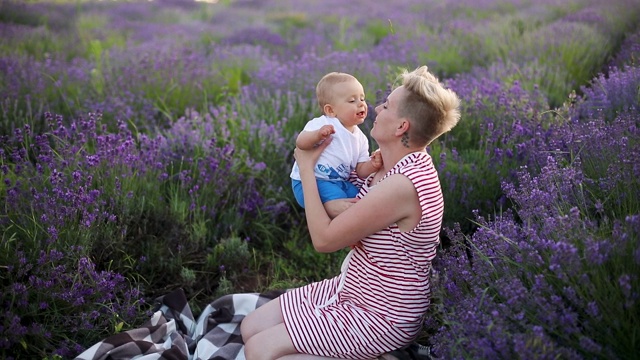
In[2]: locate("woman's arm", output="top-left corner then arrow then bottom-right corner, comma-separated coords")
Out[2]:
295,143 -> 420,253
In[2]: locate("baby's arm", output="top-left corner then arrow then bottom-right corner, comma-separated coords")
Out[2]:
296,125 -> 335,150
355,149 -> 382,178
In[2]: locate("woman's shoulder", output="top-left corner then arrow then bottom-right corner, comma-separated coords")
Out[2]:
390,153 -> 439,190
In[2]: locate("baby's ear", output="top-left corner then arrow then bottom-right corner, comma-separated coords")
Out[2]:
323,104 -> 335,116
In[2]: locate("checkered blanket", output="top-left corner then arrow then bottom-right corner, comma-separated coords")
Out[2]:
74,288 -> 286,360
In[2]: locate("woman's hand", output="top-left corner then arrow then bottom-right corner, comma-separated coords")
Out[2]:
294,135 -> 333,171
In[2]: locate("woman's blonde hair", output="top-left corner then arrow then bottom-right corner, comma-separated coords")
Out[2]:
316,72 -> 357,112
397,66 -> 461,146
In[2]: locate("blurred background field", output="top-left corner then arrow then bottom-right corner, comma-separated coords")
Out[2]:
1,0 -> 639,358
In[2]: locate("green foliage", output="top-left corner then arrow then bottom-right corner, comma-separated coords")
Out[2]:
431,143 -> 516,233
218,62 -> 253,95
0,1 -> 45,27
444,190 -> 640,358
76,12 -> 107,33
280,236 -> 345,281
270,11 -> 310,44
207,236 -> 251,274
0,97 -> 44,135
0,2 -> 81,60
567,124 -> 640,219
0,28 -> 66,60
364,19 -> 395,46
329,17 -> 394,51
476,15 -> 544,66
146,57 -> 256,123
77,16 -> 128,58
517,23 -> 612,107
1,213 -> 147,358
229,88 -> 315,172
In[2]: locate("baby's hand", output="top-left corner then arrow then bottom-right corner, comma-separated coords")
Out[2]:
318,125 -> 335,140
370,149 -> 383,169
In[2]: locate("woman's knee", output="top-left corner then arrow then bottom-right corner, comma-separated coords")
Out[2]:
243,323 -> 296,360
244,334 -> 278,360
243,336 -> 259,360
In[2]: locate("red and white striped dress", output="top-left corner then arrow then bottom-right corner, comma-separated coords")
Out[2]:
280,152 -> 444,359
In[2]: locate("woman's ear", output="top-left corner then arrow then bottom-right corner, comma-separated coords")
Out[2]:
395,119 -> 410,136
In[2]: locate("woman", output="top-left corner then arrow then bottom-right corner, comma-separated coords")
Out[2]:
241,66 -> 461,360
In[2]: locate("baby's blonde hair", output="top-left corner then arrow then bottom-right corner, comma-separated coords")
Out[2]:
397,66 -> 461,146
316,72 -> 357,112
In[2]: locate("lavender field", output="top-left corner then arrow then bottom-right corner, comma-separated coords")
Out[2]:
1,0 -> 639,358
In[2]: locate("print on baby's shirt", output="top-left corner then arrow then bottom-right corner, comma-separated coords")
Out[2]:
317,163 -> 350,180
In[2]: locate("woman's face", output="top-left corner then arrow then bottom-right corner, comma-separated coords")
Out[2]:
371,86 -> 406,142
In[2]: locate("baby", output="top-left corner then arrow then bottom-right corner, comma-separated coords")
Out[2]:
290,72 -> 382,218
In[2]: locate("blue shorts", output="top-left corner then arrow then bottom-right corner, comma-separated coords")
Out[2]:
291,179 -> 359,208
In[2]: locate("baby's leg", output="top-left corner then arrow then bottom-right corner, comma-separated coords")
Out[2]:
323,198 -> 358,218
317,180 -> 358,218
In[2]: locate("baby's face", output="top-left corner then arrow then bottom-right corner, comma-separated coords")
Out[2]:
328,79 -> 367,127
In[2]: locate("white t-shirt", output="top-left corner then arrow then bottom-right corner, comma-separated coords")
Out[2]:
290,115 -> 371,181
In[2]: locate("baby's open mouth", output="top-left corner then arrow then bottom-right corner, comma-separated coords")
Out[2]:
357,111 -> 366,117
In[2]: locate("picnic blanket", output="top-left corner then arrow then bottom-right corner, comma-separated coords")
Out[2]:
74,288 -> 285,360
74,288 -> 435,360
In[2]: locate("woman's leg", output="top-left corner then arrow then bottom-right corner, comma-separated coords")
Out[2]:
244,322 -> 298,359
242,297 -> 297,359
280,354 -> 354,360
241,297 -> 285,342
241,296 -> 375,360
247,330 -> 358,360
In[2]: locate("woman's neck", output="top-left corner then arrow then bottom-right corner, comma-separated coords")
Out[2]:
377,145 -> 426,175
